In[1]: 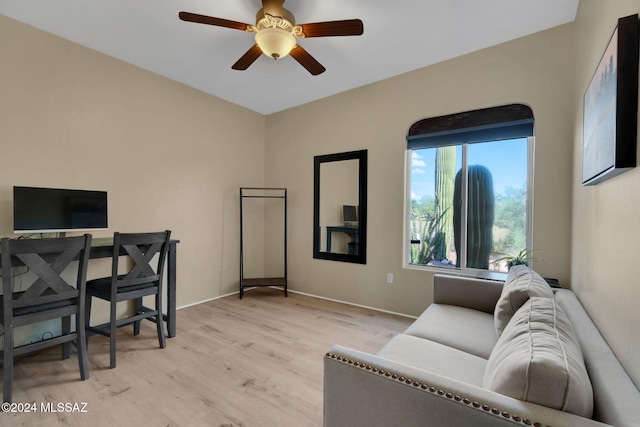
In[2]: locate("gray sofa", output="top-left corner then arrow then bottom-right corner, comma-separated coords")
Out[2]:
324,268 -> 640,426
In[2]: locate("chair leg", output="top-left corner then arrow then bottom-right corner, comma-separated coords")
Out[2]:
62,316 -> 71,360
2,360 -> 11,404
3,322 -> 14,403
109,300 -> 117,369
85,294 -> 92,350
76,310 -> 90,381
133,297 -> 142,336
2,313 -> 14,403
156,291 -> 166,349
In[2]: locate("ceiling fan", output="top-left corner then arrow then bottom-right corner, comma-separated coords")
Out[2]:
179,0 -> 364,75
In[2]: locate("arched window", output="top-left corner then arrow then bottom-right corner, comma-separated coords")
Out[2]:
405,104 -> 533,274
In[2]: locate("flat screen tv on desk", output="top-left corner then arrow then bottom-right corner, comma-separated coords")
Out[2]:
13,186 -> 108,234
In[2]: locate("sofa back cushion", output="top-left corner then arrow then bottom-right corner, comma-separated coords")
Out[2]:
484,297 -> 593,418
494,265 -> 553,336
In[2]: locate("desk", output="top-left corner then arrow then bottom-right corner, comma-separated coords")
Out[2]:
326,226 -> 358,254
89,237 -> 179,338
2,237 -> 180,338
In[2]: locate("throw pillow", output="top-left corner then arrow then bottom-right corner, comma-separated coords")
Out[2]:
484,297 -> 593,418
494,264 -> 553,336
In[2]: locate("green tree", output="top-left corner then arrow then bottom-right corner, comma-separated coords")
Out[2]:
493,185 -> 527,255
410,196 -> 445,264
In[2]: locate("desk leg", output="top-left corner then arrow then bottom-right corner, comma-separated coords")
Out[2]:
166,243 -> 177,338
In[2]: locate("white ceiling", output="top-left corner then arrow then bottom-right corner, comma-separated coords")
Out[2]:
0,0 -> 579,115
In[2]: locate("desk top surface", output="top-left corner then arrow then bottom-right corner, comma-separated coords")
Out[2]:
326,225 -> 359,230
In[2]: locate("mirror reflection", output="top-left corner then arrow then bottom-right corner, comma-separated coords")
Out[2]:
319,159 -> 359,255
313,150 -> 367,264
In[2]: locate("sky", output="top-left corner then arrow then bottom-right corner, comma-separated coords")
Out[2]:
411,138 -> 528,200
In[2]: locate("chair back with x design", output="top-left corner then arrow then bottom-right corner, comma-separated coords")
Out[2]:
3,237 -> 90,314
112,231 -> 170,294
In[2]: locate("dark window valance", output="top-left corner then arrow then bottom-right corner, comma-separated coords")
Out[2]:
407,104 -> 534,149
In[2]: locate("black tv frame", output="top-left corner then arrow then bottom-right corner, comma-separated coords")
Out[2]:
13,186 -> 108,234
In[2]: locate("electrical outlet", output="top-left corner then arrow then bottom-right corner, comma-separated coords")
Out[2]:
386,273 -> 394,284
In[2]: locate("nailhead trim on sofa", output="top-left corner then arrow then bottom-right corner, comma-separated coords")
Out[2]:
325,352 -> 548,427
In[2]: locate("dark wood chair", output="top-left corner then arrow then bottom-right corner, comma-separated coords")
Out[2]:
85,230 -> 171,369
1,234 -> 92,403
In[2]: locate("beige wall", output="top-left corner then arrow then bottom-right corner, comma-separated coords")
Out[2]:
5,4 -> 639,387
571,0 -> 640,386
266,23 -> 576,317
0,16 -> 266,312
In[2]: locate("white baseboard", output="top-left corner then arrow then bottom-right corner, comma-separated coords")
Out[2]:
176,290 -> 239,310
177,287 -> 417,320
286,289 -> 417,319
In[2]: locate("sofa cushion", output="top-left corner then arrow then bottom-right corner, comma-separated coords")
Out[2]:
378,334 -> 487,387
404,304 -> 497,359
494,265 -> 553,336
483,297 -> 593,418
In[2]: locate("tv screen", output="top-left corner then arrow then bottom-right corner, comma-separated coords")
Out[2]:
13,186 -> 108,233
343,205 -> 358,223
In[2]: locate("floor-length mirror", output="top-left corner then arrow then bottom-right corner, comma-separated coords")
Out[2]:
313,150 -> 367,264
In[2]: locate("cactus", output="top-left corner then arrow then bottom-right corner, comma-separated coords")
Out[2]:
434,146 -> 455,261
411,207 -> 446,264
453,165 -> 495,269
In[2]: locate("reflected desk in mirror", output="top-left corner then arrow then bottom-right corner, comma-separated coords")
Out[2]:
326,226 -> 359,255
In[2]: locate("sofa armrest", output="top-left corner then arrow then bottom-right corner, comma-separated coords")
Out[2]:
324,345 -> 608,427
433,274 -> 504,314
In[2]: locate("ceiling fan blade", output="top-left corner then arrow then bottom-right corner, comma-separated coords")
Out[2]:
289,45 -> 326,76
232,45 -> 263,70
298,19 -> 364,38
262,0 -> 284,17
179,11 -> 250,31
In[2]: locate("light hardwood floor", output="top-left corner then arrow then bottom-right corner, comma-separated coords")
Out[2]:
4,287 -> 413,426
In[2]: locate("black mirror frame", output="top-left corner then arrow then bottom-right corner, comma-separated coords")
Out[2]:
313,149 -> 367,264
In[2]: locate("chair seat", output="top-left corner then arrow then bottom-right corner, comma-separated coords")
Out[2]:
87,275 -> 158,298
0,292 -> 76,316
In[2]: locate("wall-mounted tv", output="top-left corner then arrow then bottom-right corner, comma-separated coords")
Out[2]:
13,186 -> 108,234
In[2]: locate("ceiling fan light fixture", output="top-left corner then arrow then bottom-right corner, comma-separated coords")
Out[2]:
255,27 -> 296,59
180,3 -> 363,75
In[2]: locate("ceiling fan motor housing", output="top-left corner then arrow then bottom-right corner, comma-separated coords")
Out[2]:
255,8 -> 295,31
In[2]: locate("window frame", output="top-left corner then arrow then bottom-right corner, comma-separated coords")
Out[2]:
404,105 -> 534,276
